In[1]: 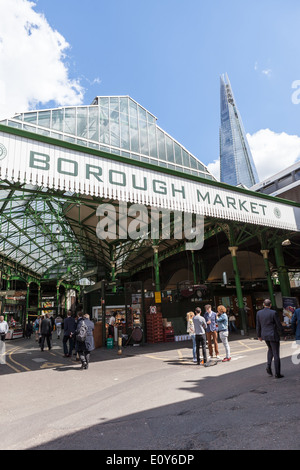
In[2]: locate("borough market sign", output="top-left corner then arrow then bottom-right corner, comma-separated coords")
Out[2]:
0,127 -> 299,232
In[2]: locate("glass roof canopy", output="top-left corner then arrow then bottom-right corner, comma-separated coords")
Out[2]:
0,96 -> 216,283
1,96 -> 215,181
0,183 -> 91,281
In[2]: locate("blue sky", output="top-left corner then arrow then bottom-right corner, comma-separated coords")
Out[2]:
1,0 -> 300,181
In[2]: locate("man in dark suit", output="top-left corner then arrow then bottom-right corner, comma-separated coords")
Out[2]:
40,314 -> 53,351
256,299 -> 284,378
63,310 -> 76,357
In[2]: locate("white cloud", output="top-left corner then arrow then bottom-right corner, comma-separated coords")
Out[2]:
247,129 -> 300,180
207,129 -> 300,183
254,61 -> 272,78
207,158 -> 220,181
262,69 -> 272,77
0,0 -> 84,119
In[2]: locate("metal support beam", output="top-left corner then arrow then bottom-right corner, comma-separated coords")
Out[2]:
260,249 -> 276,308
110,248 -> 116,294
228,246 -> 247,335
153,245 -> 160,293
274,243 -> 291,298
191,251 -> 197,285
26,282 -> 30,324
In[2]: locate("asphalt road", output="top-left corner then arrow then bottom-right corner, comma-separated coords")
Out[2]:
0,333 -> 300,451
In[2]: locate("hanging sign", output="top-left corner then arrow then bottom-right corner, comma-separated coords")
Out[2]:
0,128 -> 299,231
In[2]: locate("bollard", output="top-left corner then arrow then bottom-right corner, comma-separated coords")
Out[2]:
117,328 -> 122,355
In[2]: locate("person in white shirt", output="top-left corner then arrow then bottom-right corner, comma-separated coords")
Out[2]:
108,313 -> 116,337
0,316 -> 9,342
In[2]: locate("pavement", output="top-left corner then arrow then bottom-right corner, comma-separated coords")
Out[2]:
0,330 -> 300,451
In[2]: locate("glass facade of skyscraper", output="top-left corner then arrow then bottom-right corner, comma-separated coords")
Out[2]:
220,74 -> 259,187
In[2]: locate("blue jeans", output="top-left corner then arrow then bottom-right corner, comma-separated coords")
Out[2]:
191,334 -> 196,360
196,334 -> 207,364
63,335 -> 74,355
229,321 -> 238,332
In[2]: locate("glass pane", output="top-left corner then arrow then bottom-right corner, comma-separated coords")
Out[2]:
38,111 -> 50,127
197,161 -> 205,172
120,117 -> 130,151
51,109 -> 64,132
147,113 -> 156,124
23,112 -> 38,124
110,97 -> 119,114
100,97 -> 109,109
190,155 -> 197,169
138,105 -> 147,122
130,115 -> 139,153
100,107 -> 110,145
64,108 -> 76,135
140,127 -> 149,155
148,123 -> 158,158
174,143 -> 182,165
120,97 -> 129,115
157,129 -> 166,161
88,106 -> 99,141
166,136 -> 174,163
182,150 -> 190,167
129,99 -> 137,120
77,107 -> 88,138
110,101 -> 120,147
77,139 -> 87,147
36,128 -> 49,136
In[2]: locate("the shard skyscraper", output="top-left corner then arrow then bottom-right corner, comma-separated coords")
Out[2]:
219,73 -> 259,187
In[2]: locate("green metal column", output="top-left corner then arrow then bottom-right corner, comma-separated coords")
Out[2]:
260,249 -> 276,308
110,249 -> 116,294
228,246 -> 247,334
26,282 -> 30,324
191,250 -> 197,285
101,280 -> 106,347
153,245 -> 160,293
65,290 -> 67,315
38,284 -> 41,315
56,282 -> 60,316
199,256 -> 206,284
274,243 -> 291,298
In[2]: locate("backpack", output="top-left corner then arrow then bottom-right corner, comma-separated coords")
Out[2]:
76,320 -> 88,343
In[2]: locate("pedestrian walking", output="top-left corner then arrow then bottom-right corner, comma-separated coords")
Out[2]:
33,317 -> 40,342
227,307 -> 238,333
186,311 -> 197,363
55,314 -> 63,339
108,312 -> 116,337
217,305 -> 231,362
0,315 -> 8,365
25,321 -> 33,339
63,310 -> 76,357
193,307 -> 207,365
0,315 -> 9,342
204,304 -> 220,359
40,313 -> 53,351
75,312 -> 95,369
256,299 -> 284,378
291,307 -> 300,341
